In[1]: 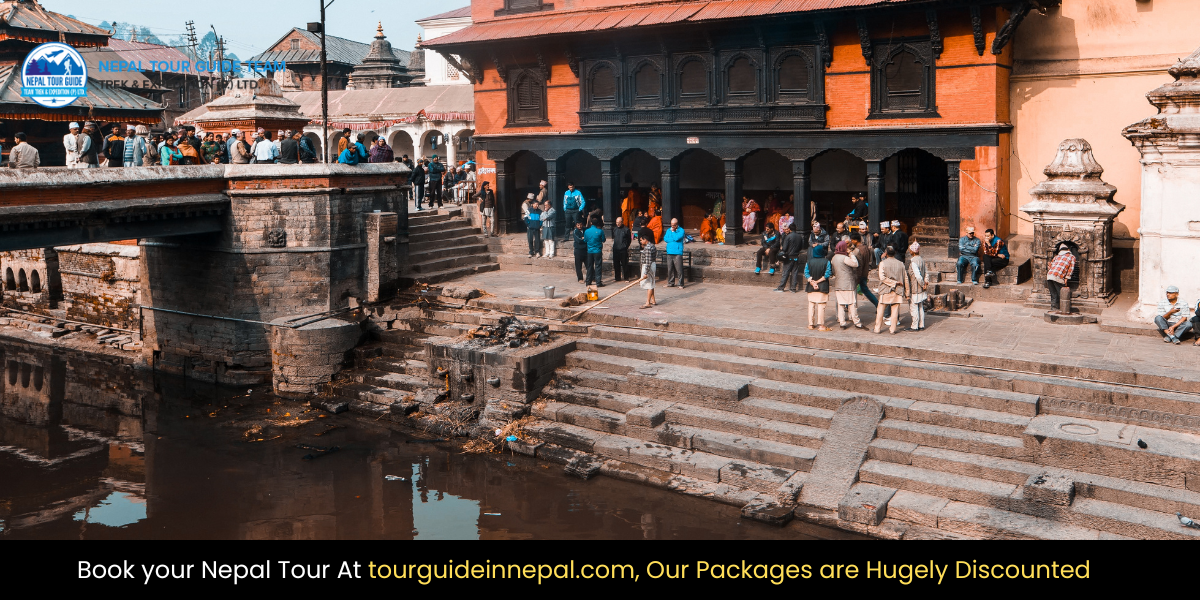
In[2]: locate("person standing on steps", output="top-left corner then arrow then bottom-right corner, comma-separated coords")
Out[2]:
831,240 -> 862,329
875,246 -> 909,334
775,224 -> 804,293
572,220 -> 588,284
639,226 -> 657,309
850,232 -> 879,310
908,242 -> 928,331
664,218 -> 686,289
426,155 -> 446,208
584,216 -> 607,287
523,194 -> 542,258
562,182 -> 583,241
412,159 -> 427,210
540,200 -> 556,258
612,216 -> 631,282
804,243 -> 832,331
475,181 -> 495,237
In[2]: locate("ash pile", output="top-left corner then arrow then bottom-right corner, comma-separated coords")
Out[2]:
465,316 -> 551,348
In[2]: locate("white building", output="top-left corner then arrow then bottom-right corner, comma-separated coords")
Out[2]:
416,7 -> 473,87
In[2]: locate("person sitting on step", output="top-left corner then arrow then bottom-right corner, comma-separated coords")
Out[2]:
756,222 -> 781,275
956,226 -> 982,285
980,228 -> 1010,289
1156,285 -> 1193,345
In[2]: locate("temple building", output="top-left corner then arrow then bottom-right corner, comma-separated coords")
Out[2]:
0,0 -> 164,165
248,26 -> 413,92
347,23 -> 412,90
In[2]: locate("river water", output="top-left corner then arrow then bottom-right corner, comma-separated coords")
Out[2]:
0,340 -> 860,540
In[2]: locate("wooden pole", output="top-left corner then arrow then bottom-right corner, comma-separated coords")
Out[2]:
562,277 -> 646,323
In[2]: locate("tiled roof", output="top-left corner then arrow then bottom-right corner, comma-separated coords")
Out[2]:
0,0 -> 110,37
248,28 -> 411,67
0,63 -> 163,114
417,6 -> 472,23
285,84 -> 474,119
426,0 -> 924,47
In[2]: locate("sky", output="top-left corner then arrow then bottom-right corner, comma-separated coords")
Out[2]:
43,0 -> 469,58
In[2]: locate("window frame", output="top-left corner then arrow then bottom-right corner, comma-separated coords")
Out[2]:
720,52 -> 760,105
506,68 -> 549,127
628,58 -> 664,107
494,0 -> 554,17
584,60 -> 619,109
674,55 -> 710,106
771,49 -> 817,104
869,39 -> 939,119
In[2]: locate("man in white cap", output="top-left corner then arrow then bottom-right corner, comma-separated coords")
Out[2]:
64,122 -> 81,168
536,179 -> 548,207
956,226 -> 982,285
1155,285 -> 1192,344
876,220 -> 908,265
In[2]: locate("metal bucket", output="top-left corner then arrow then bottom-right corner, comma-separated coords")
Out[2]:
543,285 -> 555,299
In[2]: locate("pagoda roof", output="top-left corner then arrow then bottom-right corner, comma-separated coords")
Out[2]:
0,0 -> 111,46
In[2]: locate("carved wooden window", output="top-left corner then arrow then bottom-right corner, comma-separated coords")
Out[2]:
507,69 -> 548,126
678,59 -> 707,104
777,55 -> 809,93
727,58 -> 755,93
589,65 -> 616,107
633,63 -> 661,105
870,40 -> 938,118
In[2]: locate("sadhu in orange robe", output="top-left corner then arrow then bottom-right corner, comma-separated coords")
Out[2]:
699,213 -> 726,243
621,185 -> 643,227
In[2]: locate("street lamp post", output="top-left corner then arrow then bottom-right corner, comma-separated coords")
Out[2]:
309,1 -> 332,163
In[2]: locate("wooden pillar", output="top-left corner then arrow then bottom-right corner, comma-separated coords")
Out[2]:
723,159 -> 743,245
600,159 -> 620,233
867,160 -> 885,236
494,159 -> 517,235
792,159 -> 811,240
947,160 -> 961,258
660,159 -> 679,226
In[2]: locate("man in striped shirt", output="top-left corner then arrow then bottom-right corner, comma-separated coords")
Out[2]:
1045,244 -> 1075,312
1156,285 -> 1192,345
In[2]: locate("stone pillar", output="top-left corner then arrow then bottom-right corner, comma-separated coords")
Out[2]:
867,160 -> 885,236
947,160 -> 961,258
546,158 -> 563,235
1020,139 -> 1123,311
601,159 -> 620,231
793,159 -> 811,240
1123,46 -> 1200,321
365,212 -> 398,303
724,159 -> 743,246
494,159 -> 517,235
660,159 -> 679,226
270,317 -> 361,398
446,133 -> 457,167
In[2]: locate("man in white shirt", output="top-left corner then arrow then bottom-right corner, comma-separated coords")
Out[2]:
252,132 -> 280,164
63,122 -> 81,168
1156,285 -> 1193,345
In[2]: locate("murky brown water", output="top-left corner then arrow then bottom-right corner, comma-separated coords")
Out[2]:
1,339 -> 861,540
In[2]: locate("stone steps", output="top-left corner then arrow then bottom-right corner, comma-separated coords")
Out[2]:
876,418 -> 1031,460
400,263 -> 500,285
571,340 -> 1040,416
351,369 -> 428,392
584,325 -> 1200,424
523,419 -> 803,493
408,242 -> 489,262
860,460 -> 1200,540
408,224 -> 481,244
362,356 -> 428,375
409,233 -> 488,253
407,252 -> 495,274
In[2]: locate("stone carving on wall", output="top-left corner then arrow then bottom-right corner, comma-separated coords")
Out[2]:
266,229 -> 287,249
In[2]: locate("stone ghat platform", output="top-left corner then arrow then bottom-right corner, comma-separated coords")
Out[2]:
381,269 -> 1200,540
485,229 -> 1032,303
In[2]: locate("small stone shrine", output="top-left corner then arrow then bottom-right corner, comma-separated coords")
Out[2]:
182,77 -> 311,137
1021,139 -> 1124,314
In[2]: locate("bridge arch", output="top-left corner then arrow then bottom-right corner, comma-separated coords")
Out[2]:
17,269 -> 28,293
5,267 -> 13,291
30,270 -> 40,294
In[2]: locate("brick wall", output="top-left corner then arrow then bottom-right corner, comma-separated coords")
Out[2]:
56,244 -> 142,330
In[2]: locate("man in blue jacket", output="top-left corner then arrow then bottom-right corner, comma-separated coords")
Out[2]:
562,182 -> 583,241
663,218 -> 687,288
584,217 -> 607,287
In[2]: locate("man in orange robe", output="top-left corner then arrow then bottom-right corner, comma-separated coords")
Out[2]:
647,211 -> 663,245
621,184 -> 643,228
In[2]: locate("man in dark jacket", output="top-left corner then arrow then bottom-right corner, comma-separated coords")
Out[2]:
426,155 -> 446,208
413,160 -> 427,210
775,224 -> 805,293
298,134 -> 317,163
807,221 -> 830,253
278,130 -> 300,164
572,221 -> 588,284
612,216 -> 632,281
103,125 -> 125,167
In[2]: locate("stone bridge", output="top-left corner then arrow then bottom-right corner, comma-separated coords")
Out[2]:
0,164 -> 410,385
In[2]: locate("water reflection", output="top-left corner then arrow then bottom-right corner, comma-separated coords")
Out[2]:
0,340 -> 863,540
